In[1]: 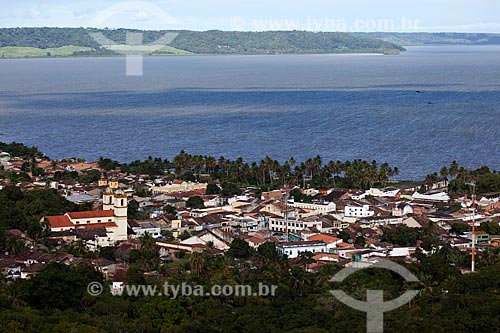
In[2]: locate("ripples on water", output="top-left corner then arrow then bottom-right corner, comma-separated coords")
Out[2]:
0,46 -> 499,179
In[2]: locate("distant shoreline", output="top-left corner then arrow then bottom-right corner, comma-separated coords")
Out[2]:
0,48 -> 401,60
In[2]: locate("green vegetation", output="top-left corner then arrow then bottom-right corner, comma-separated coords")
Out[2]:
381,224 -> 438,250
127,200 -> 149,221
0,142 -> 44,159
1,245 -> 500,332
0,45 -> 92,59
0,185 -> 91,245
169,30 -> 405,55
0,27 -> 405,59
96,150 -> 400,191
425,161 -> 500,194
354,32 -> 500,46
105,44 -> 192,56
186,196 -> 205,209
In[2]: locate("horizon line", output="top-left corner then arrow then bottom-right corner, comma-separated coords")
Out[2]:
1,27 -> 500,34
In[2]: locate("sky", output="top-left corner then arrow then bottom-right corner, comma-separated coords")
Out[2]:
1,0 -> 500,33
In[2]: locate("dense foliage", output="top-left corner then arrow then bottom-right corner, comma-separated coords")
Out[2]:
1,245 -> 500,332
0,142 -> 44,159
99,151 -> 400,191
423,161 -> 500,194
0,28 -> 404,55
0,186 -> 91,243
354,32 -> 500,46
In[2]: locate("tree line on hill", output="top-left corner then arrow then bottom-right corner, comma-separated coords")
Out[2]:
0,28 -> 405,55
353,32 -> 500,46
98,151 -> 400,191
2,141 -> 499,195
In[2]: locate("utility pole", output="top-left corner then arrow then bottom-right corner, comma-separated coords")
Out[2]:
285,186 -> 289,242
471,183 -> 476,272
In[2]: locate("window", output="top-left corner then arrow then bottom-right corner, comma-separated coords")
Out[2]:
97,220 -> 101,223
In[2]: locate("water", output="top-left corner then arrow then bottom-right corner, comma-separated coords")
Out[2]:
0,46 -> 499,179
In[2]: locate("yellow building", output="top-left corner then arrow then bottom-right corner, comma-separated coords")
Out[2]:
151,180 -> 207,194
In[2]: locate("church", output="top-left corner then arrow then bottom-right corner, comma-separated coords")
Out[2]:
44,188 -> 128,247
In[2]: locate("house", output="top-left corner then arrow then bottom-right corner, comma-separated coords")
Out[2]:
0,152 -> 11,162
261,190 -> 283,201
268,217 -> 322,233
344,204 -> 374,218
260,201 -> 296,218
402,215 -> 432,228
364,188 -> 400,198
44,188 -> 128,245
181,230 -> 231,251
151,181 -> 207,194
276,241 -> 328,258
129,220 -> 162,239
412,192 -> 450,202
465,231 -> 489,244
228,216 -> 263,233
312,253 -> 339,262
246,236 -> 267,249
392,203 -> 414,217
20,263 -> 45,279
289,200 -> 336,214
307,233 -> 342,252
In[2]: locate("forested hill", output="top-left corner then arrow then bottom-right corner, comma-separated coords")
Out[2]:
353,32 -> 500,46
0,27 -> 405,57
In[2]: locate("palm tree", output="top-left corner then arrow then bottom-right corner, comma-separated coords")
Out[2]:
440,166 -> 449,180
189,252 -> 206,278
68,240 -> 87,256
5,237 -> 25,255
449,161 -> 459,179
289,267 -> 311,296
139,233 -> 159,271
140,232 -> 155,251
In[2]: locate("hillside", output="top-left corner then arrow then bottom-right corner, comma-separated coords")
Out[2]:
353,32 -> 500,46
0,27 -> 404,58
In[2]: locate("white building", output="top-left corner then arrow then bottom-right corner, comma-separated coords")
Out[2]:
44,188 -> 128,245
412,192 -> 450,202
150,180 -> 207,194
344,204 -> 374,218
364,188 -> 400,198
130,221 -> 162,239
268,217 -> 322,233
290,201 -> 336,214
276,241 -> 328,258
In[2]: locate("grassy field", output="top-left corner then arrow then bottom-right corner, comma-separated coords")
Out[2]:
104,44 -> 193,56
0,45 -> 93,58
0,44 -> 193,59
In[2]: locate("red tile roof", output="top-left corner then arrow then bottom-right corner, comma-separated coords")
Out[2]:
247,236 -> 266,244
46,215 -> 73,228
279,240 -> 325,246
66,210 -> 115,219
309,234 -> 341,244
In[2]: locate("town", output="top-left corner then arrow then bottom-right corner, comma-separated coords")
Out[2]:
1,143 -> 500,331
1,142 -> 499,282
